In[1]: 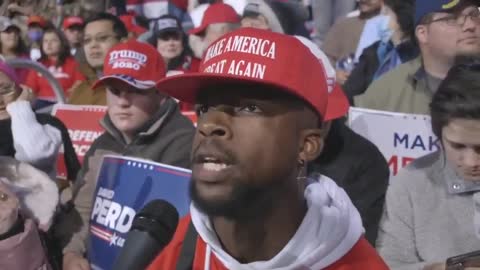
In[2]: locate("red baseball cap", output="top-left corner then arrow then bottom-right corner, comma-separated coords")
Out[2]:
295,36 -> 349,120
189,3 -> 240,35
119,14 -> 147,36
156,28 -> 348,120
27,15 -> 47,28
63,16 -> 84,29
92,40 -> 166,90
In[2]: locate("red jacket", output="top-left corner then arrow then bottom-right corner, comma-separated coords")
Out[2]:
148,216 -> 389,270
26,57 -> 85,100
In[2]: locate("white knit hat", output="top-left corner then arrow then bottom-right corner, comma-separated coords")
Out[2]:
243,0 -> 285,34
0,156 -> 59,231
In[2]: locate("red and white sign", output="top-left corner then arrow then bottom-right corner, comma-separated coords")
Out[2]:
52,104 -> 107,179
348,107 -> 440,178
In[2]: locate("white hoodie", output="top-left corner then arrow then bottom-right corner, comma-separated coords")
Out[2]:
190,175 -> 364,270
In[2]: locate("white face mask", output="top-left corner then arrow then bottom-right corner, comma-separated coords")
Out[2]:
377,14 -> 394,43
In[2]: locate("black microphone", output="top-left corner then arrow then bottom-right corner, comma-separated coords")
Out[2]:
112,199 -> 179,270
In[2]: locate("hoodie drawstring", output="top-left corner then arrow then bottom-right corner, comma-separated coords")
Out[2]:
204,245 -> 212,270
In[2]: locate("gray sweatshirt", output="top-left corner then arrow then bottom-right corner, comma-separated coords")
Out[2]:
376,151 -> 480,270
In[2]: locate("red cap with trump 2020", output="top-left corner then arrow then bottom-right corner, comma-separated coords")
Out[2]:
92,40 -> 166,90
155,27 -> 349,120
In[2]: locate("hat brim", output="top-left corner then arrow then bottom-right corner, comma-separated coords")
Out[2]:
65,22 -> 84,29
28,21 -> 46,28
156,27 -> 182,36
130,25 -> 147,35
1,24 -> 19,32
325,84 -> 349,120
188,24 -> 208,35
92,75 -> 156,90
157,73 -> 342,120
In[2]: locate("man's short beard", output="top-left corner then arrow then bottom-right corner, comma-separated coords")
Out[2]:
189,180 -> 276,221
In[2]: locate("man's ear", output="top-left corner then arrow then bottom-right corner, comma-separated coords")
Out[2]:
298,127 -> 325,163
415,25 -> 428,45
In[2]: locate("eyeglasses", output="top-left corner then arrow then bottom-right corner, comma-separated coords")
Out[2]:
0,83 -> 19,109
83,34 -> 118,46
0,82 -> 16,95
455,61 -> 480,70
428,9 -> 480,26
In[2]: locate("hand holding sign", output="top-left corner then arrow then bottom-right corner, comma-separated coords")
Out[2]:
63,252 -> 91,270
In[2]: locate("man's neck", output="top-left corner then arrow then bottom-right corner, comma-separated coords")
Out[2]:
422,51 -> 453,79
212,187 -> 307,263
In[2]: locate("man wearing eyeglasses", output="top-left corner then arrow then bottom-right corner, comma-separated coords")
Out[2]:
355,0 -> 480,115
68,13 -> 129,105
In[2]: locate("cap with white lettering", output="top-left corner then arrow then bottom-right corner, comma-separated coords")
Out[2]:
155,15 -> 182,36
156,28 -> 347,120
92,40 -> 166,90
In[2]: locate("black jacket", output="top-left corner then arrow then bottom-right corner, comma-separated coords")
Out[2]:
343,41 -> 418,105
309,120 -> 389,245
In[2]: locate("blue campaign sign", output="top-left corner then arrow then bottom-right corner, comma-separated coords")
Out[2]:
87,155 -> 191,270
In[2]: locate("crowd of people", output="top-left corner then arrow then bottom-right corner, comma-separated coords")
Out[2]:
0,0 -> 479,270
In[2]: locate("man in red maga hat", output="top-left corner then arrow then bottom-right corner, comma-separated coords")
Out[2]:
148,28 -> 388,270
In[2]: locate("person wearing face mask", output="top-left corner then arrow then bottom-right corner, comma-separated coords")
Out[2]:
322,0 -> 385,85
26,16 -> 48,62
355,0 -> 480,114
343,0 -> 418,104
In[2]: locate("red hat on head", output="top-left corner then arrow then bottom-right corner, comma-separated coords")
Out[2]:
63,16 -> 84,29
92,40 -> 166,90
27,15 -> 47,28
156,28 -> 347,120
295,36 -> 349,120
189,3 -> 240,35
119,14 -> 147,36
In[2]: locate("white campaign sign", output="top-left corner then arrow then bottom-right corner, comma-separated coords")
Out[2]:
348,107 -> 440,177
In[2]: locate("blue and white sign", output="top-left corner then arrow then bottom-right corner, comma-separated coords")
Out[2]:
87,155 -> 191,270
